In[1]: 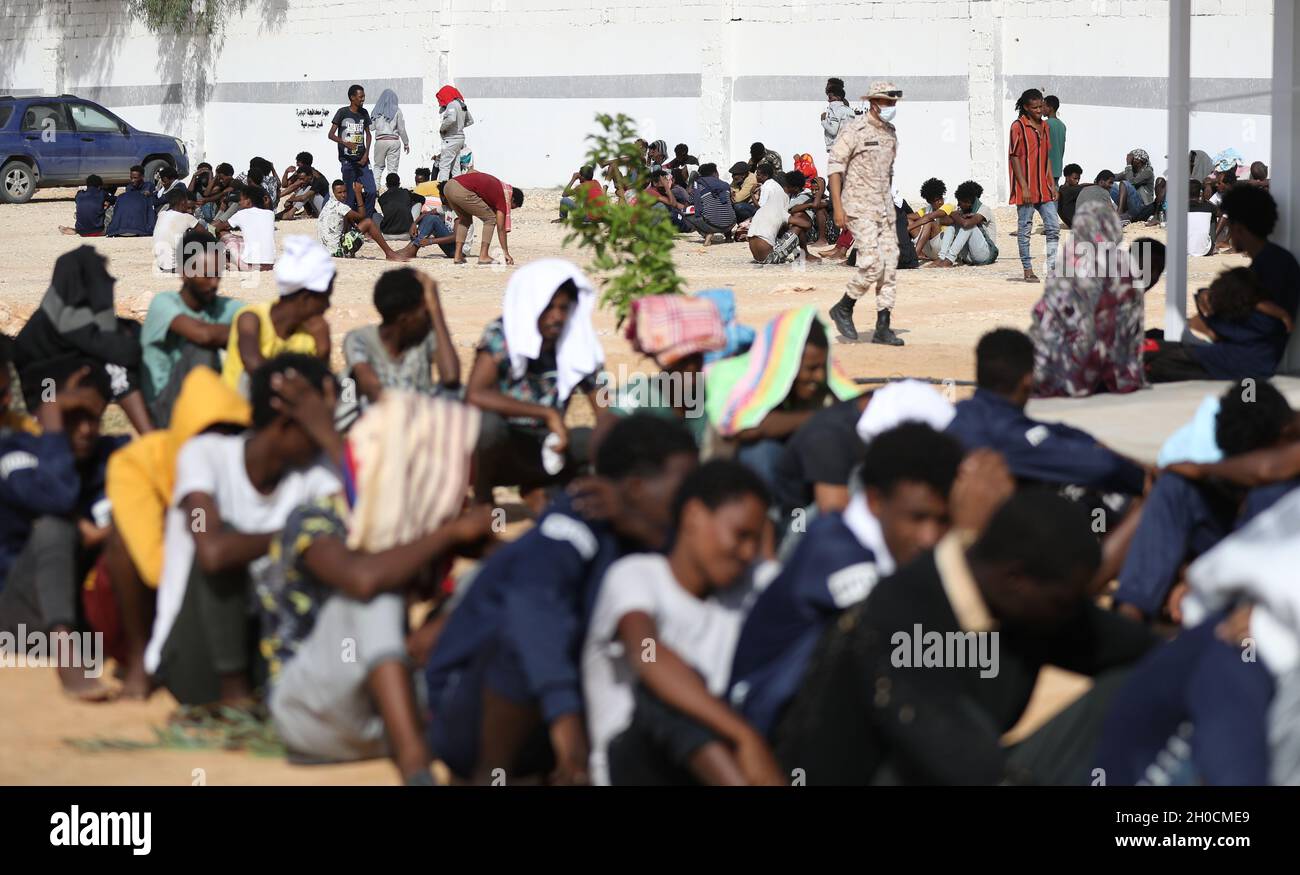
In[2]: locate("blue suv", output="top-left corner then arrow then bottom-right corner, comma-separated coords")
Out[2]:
0,94 -> 189,204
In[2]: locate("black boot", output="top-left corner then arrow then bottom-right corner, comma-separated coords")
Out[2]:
829,295 -> 858,342
871,309 -> 904,346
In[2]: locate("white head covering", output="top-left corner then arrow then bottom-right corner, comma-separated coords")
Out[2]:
855,379 -> 955,443
275,236 -> 336,297
502,259 -> 604,403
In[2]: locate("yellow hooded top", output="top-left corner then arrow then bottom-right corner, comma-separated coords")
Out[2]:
105,366 -> 250,588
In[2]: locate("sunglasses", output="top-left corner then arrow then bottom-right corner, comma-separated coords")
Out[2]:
882,90 -> 903,98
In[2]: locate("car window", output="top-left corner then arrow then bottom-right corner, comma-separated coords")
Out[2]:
0,106 -> 12,128
69,103 -> 122,133
19,103 -> 71,132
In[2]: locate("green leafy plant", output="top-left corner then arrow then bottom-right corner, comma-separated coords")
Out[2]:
563,113 -> 683,327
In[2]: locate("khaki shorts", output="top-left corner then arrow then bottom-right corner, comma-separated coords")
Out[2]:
442,179 -> 497,229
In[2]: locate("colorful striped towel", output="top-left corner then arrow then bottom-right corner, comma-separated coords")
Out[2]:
704,305 -> 858,437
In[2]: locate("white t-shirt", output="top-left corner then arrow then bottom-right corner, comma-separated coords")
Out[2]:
749,184 -> 791,246
756,178 -> 784,208
152,210 -> 201,271
581,553 -> 750,785
974,201 -> 998,240
144,433 -> 341,674
228,207 -> 277,265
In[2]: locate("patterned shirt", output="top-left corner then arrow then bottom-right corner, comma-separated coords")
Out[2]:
1008,115 -> 1055,205
827,113 -> 897,222
257,494 -> 348,683
477,317 -> 602,425
317,198 -> 350,251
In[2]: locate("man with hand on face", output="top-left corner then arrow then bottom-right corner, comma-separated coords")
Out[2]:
0,355 -> 127,701
827,82 -> 904,346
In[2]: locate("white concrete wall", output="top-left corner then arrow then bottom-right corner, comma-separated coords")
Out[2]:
0,0 -> 1274,204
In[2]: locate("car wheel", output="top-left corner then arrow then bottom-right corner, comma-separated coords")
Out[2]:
143,158 -> 172,191
0,161 -> 36,204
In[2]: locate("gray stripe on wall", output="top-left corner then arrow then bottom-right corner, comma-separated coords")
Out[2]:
456,74 -> 702,100
2,79 -> 423,107
73,83 -> 184,106
1004,75 -> 1272,115
207,77 -> 424,104
8,73 -> 1272,114
732,76 -> 969,102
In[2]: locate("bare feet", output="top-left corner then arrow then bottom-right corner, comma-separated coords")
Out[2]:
385,249 -> 413,262
59,226 -> 78,236
477,257 -> 496,265
802,253 -> 822,263
811,238 -> 829,248
59,665 -> 118,702
119,663 -> 158,700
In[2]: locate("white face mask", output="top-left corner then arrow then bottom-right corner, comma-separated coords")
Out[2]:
878,106 -> 897,123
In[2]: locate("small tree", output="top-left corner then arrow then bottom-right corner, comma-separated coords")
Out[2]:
562,113 -> 683,327
127,0 -> 241,34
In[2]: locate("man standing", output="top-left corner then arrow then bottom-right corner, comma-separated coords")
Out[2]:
1044,95 -> 1067,186
1009,88 -> 1059,282
329,84 -> 376,217
827,81 -> 903,345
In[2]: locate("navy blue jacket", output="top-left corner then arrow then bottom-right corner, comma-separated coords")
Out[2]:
728,512 -> 879,737
946,389 -> 1145,495
0,429 -> 80,585
425,495 -> 638,723
105,187 -> 156,237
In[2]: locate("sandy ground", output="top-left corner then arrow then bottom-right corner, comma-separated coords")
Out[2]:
0,188 -> 1249,785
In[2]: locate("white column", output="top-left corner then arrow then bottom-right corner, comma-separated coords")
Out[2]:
1273,0 -> 1300,374
1164,0 -> 1191,339
968,0 -> 1001,201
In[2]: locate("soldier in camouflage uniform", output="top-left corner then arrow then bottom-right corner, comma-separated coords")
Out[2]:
827,81 -> 903,345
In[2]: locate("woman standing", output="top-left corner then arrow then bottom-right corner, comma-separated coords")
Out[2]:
821,77 -> 857,150
435,85 -> 473,182
370,89 -> 409,190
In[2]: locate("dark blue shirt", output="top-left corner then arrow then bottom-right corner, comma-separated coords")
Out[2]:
729,512 -> 878,737
0,429 -> 127,586
1252,241 -> 1300,319
105,188 -> 156,237
1191,309 -> 1289,379
947,389 -> 1145,494
691,175 -> 737,228
425,494 -> 639,723
74,188 -> 109,235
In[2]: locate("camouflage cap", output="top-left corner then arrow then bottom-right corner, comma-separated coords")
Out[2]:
863,81 -> 903,100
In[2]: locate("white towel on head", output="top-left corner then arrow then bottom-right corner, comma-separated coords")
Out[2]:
275,235 -> 337,297
502,258 -> 604,403
856,379 -> 956,443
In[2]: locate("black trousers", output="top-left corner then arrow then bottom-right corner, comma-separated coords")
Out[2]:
155,559 -> 265,706
607,683 -> 723,786
1145,340 -> 1211,383
473,411 -> 592,500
